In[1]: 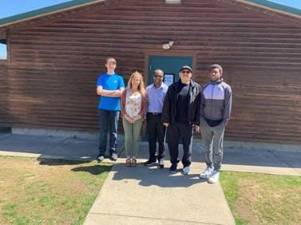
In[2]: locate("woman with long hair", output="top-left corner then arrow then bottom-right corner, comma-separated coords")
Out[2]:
121,71 -> 147,166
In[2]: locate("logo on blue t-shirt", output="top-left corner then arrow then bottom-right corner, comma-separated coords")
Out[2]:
96,73 -> 125,111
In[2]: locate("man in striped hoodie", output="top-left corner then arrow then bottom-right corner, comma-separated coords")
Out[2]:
199,64 -> 232,183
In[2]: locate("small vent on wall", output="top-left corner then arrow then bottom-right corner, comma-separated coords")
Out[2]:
165,0 -> 181,4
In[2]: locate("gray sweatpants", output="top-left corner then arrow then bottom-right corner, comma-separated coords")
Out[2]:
201,122 -> 225,171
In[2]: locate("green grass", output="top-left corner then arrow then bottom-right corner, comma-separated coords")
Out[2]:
220,171 -> 301,225
0,156 -> 111,225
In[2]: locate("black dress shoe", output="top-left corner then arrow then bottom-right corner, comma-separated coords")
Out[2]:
158,159 -> 164,169
143,159 -> 157,166
169,164 -> 177,173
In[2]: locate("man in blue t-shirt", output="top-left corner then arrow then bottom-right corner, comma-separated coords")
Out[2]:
96,57 -> 125,161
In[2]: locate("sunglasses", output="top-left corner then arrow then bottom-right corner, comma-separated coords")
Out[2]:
181,70 -> 191,74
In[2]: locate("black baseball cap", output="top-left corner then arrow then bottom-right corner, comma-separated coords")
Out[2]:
179,65 -> 192,73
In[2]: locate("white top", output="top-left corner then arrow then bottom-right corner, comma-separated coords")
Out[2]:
125,90 -> 142,119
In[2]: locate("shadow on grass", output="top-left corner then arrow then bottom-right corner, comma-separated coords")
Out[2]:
37,157 -> 112,175
71,164 -> 112,175
37,157 -> 94,166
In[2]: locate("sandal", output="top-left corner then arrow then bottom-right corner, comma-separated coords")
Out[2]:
131,158 -> 137,167
125,158 -> 131,167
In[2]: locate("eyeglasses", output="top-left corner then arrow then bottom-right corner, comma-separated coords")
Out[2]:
154,75 -> 164,78
181,70 -> 191,74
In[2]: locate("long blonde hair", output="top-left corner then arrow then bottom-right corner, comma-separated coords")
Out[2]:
127,71 -> 146,97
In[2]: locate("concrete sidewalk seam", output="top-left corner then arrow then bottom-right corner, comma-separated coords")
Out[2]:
88,212 -> 226,225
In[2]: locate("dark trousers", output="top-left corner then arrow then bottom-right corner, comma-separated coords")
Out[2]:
167,122 -> 193,167
147,113 -> 166,161
98,109 -> 120,156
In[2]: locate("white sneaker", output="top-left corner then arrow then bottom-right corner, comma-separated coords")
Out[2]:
199,167 -> 214,179
158,159 -> 164,169
97,155 -> 104,162
182,166 -> 190,175
110,153 -> 118,161
208,171 -> 220,184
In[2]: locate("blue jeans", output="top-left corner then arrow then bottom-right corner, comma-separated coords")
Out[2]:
98,110 -> 120,156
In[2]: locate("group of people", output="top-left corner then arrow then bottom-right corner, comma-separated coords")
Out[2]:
96,57 -> 232,184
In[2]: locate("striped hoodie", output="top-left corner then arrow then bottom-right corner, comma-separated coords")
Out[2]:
200,79 -> 232,127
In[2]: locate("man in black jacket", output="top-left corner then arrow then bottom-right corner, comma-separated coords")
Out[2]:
162,65 -> 201,174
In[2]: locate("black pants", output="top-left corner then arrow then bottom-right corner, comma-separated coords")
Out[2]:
146,113 -> 166,161
167,122 -> 193,167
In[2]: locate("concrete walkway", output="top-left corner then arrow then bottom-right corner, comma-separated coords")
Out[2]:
0,133 -> 300,225
84,161 -> 235,225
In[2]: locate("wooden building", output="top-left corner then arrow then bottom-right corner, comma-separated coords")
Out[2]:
0,0 -> 300,143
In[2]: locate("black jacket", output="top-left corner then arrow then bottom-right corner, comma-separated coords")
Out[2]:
162,80 -> 201,126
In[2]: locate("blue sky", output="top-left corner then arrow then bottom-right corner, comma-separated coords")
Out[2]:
269,0 -> 301,9
0,0 -> 301,59
0,0 -> 72,19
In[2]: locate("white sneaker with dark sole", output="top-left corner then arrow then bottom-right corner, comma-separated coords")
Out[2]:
199,167 -> 214,179
110,153 -> 118,161
182,166 -> 190,175
158,159 -> 164,169
208,171 -> 220,184
96,155 -> 104,162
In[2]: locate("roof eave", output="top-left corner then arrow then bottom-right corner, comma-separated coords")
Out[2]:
0,0 -> 300,29
239,0 -> 301,19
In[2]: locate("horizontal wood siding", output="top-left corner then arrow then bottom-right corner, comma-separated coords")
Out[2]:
0,0 -> 301,143
0,64 -> 9,126
0,29 -> 5,39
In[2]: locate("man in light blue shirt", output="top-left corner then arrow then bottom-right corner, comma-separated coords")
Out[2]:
96,57 -> 125,161
144,69 -> 168,168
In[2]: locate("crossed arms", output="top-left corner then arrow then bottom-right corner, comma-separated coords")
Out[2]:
96,86 -> 124,97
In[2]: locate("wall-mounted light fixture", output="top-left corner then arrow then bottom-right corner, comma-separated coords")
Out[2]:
165,0 -> 181,4
162,41 -> 174,50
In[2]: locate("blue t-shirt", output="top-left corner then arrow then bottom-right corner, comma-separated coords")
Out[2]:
96,73 -> 125,111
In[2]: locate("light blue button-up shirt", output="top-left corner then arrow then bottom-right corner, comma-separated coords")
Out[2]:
146,83 -> 168,113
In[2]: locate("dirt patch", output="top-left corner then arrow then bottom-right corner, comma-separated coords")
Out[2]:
235,180 -> 261,225
221,172 -> 301,225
